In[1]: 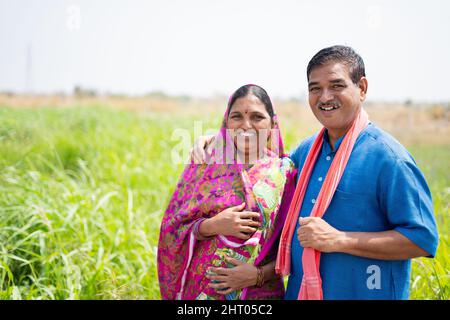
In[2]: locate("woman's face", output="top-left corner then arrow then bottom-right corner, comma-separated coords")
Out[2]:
226,93 -> 272,160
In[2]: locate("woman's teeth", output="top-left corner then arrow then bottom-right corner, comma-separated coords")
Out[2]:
239,132 -> 255,137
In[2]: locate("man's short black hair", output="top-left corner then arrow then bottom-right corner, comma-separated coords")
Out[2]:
307,45 -> 366,84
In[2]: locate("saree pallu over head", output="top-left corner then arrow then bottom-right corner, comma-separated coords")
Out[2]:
276,108 -> 369,300
157,86 -> 297,300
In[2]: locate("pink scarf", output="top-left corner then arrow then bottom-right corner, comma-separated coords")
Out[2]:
276,109 -> 369,300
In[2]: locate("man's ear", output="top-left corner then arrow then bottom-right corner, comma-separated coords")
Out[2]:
358,77 -> 368,101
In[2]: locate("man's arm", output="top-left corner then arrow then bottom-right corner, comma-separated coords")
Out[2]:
336,230 -> 429,260
298,217 -> 430,260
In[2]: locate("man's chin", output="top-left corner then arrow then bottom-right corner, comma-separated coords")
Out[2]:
316,118 -> 335,129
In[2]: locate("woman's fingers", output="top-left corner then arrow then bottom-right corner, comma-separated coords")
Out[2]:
225,257 -> 246,266
239,226 -> 257,234
231,202 -> 246,211
236,232 -> 252,240
210,267 -> 229,276
206,274 -> 228,282
216,287 -> 234,295
240,219 -> 261,228
208,281 -> 229,290
239,211 -> 261,220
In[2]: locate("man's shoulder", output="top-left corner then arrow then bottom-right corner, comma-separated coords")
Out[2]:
288,133 -> 318,168
289,133 -> 317,156
359,123 -> 414,163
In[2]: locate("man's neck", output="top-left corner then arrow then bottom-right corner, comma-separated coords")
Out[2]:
327,129 -> 347,151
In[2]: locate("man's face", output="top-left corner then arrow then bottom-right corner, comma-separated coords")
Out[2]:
308,61 -> 367,138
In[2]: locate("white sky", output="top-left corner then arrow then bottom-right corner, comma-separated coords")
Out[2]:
1,0 -> 450,102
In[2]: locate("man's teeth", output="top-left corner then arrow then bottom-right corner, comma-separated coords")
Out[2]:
319,105 -> 338,111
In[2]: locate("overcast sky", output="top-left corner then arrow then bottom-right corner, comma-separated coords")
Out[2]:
1,0 -> 450,102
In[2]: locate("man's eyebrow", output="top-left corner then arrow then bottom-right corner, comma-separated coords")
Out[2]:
308,79 -> 346,87
330,78 -> 346,83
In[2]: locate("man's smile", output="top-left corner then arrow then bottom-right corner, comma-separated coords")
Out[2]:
318,104 -> 340,111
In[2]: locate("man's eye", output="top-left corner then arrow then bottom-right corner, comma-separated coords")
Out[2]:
333,84 -> 345,89
309,87 -> 319,92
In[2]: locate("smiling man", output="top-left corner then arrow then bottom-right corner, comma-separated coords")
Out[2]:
279,45 -> 439,300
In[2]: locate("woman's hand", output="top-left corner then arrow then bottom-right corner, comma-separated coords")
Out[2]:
199,203 -> 261,239
206,257 -> 257,295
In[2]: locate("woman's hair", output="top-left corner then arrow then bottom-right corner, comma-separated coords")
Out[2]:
227,84 -> 275,118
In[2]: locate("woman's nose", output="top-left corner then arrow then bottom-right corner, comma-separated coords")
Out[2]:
242,118 -> 252,130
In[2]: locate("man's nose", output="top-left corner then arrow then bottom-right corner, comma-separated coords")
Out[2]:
319,88 -> 334,103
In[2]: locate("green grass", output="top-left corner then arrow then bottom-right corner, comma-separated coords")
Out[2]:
0,105 -> 448,299
407,145 -> 450,299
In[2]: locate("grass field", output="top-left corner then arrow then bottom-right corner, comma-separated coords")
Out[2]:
0,96 -> 448,299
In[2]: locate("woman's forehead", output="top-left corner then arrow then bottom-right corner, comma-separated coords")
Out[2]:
229,95 -> 267,114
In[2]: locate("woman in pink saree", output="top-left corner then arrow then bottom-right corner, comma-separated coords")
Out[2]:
157,84 -> 296,300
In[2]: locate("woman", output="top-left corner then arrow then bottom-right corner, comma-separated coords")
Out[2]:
157,84 -> 296,300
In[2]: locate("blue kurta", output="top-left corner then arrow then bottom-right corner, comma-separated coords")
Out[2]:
285,123 -> 438,300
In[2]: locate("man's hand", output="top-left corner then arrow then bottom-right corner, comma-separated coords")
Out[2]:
190,134 -> 215,164
206,257 -> 258,295
297,217 -> 345,252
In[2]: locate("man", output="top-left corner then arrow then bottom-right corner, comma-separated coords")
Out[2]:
192,45 -> 438,299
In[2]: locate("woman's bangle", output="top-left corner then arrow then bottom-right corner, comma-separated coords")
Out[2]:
256,266 -> 264,287
194,218 -> 212,240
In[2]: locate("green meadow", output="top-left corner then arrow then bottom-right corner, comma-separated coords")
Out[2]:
0,101 -> 448,299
